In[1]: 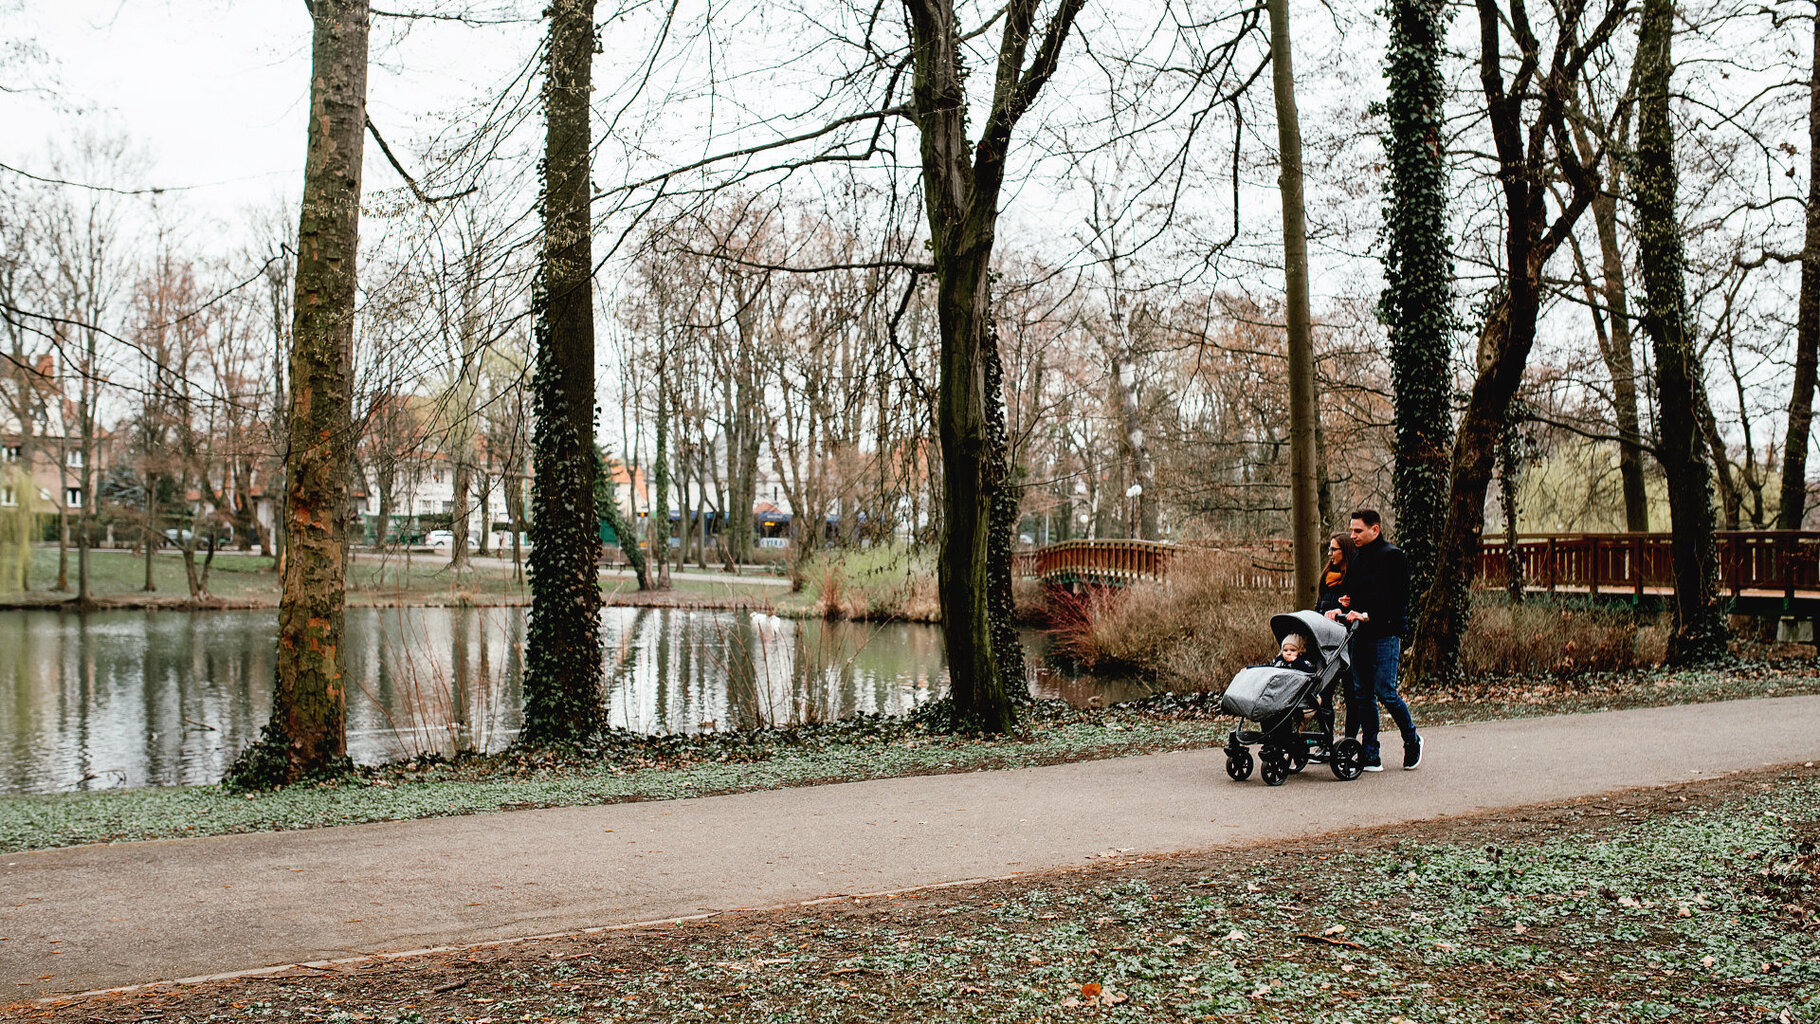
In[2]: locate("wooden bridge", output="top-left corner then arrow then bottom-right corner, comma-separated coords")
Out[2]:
1476,531 -> 1820,613
1014,539 -> 1290,589
1017,531 -> 1820,614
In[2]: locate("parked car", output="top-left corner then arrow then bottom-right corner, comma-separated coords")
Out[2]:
424,530 -> 478,549
163,525 -> 233,548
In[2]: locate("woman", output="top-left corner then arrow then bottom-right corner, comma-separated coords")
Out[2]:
1315,532 -> 1354,613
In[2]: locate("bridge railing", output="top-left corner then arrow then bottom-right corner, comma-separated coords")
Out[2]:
1477,531 -> 1820,599
1018,531 -> 1820,602
1016,539 -> 1296,589
1018,539 -> 1178,584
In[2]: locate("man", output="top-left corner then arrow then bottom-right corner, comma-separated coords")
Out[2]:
1325,509 -> 1422,771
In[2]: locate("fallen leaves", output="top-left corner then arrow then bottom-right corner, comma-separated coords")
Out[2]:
1058,981 -> 1128,1008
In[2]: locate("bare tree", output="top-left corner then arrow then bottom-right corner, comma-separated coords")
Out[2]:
1635,0 -> 1726,662
1780,0 -> 1820,530
901,0 -> 1085,732
1267,0 -> 1322,604
232,0 -> 370,784
1404,0 -> 1630,687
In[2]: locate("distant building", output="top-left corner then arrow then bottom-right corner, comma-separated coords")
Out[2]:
1,353 -> 120,536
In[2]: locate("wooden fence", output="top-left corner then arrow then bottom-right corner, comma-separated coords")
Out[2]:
1477,531 -> 1820,602
1017,531 -> 1820,605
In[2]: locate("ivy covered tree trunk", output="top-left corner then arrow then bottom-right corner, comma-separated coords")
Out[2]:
1380,0 -> 1455,605
597,448 -> 650,590
983,326 -> 1026,696
1634,0 -> 1728,663
521,0 -> 606,745
1268,0 -> 1323,607
902,0 -> 1084,733
1779,6 -> 1820,531
262,0 -> 367,780
1402,0 -> 1616,688
1499,416 -> 1524,602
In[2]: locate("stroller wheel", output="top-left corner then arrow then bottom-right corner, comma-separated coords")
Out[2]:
1225,747 -> 1254,782
1261,756 -> 1289,787
1330,738 -> 1365,781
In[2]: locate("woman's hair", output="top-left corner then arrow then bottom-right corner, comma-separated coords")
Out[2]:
1328,532 -> 1356,569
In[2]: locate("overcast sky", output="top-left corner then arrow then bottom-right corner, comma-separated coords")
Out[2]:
4,1 -> 548,250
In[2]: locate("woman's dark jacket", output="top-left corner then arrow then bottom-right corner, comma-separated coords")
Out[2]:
1315,568 -> 1347,613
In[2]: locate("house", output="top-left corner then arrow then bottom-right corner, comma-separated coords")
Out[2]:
1,353 -> 119,536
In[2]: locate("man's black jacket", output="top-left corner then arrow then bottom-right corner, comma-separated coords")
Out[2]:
1340,536 -> 1408,640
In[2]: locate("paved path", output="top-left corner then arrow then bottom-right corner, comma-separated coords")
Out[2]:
6,695 -> 1820,997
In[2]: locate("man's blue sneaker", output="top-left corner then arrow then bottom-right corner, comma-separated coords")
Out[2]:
1404,736 -> 1424,770
1361,756 -> 1384,772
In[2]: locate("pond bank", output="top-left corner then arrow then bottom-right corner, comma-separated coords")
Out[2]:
5,660 -> 1820,854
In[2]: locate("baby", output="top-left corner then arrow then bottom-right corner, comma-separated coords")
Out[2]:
1272,632 -> 1317,673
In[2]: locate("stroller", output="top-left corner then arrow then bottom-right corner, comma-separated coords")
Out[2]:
1218,609 -> 1366,786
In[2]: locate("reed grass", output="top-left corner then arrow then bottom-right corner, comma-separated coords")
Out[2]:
1037,549 -> 1678,688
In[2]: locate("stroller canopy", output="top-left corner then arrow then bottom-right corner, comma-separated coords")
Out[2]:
1270,609 -> 1350,671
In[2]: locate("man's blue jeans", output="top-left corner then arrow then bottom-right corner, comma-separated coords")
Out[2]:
1347,635 -> 1418,762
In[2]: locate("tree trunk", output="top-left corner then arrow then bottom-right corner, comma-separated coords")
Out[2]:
1268,0 -> 1322,607
983,325 -> 1025,696
1697,382 -> 1742,529
521,0 -> 606,745
55,450 -> 67,591
1381,0 -> 1455,605
1780,5 -> 1820,531
143,473 -> 157,592
652,384 -> 671,587
449,244 -> 483,572
264,0 -> 368,779
1589,177 -> 1651,531
1403,0 -> 1608,687
77,330 -> 95,608
599,451 -> 650,590
1634,0 -> 1727,664
1499,416 -> 1524,602
903,0 -> 1084,733
450,456 -> 473,569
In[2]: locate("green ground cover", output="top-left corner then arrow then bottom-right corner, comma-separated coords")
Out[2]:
5,662 -> 1819,855
26,767 -> 1820,1022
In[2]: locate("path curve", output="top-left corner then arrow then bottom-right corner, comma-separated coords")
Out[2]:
5,695 -> 1819,996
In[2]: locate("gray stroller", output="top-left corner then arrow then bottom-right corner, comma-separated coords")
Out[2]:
1219,609 -> 1366,786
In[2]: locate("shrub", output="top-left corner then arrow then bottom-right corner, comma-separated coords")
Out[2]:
1045,550 -> 1285,690
1043,551 -> 1671,688
1461,598 -> 1667,678
794,546 -> 940,622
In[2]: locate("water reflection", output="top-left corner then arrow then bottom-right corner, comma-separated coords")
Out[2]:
0,607 -> 1151,795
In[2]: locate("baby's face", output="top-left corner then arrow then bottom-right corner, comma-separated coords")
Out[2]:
1280,640 -> 1304,662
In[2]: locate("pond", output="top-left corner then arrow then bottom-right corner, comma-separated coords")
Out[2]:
0,607 -> 1150,794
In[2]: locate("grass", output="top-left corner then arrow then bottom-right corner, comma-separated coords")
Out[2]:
776,546 -> 940,621
6,659 -> 1820,855
27,766 -> 1820,1022
0,546 -> 788,608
